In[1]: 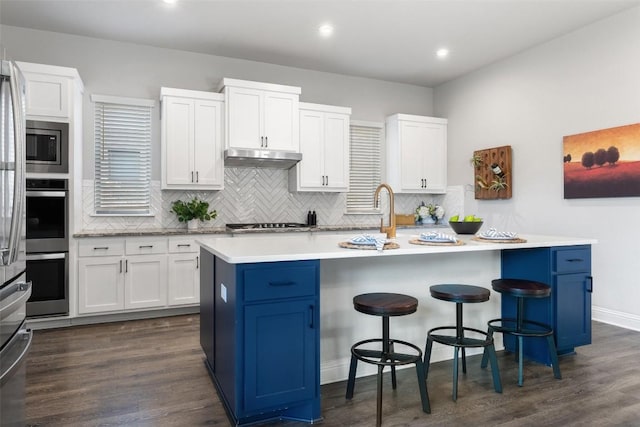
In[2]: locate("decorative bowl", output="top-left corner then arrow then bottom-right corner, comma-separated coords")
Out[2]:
448,221 -> 483,234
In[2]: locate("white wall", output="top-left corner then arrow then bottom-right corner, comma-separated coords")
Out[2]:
434,7 -> 640,329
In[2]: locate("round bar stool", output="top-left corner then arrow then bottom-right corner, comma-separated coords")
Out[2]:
480,278 -> 562,386
345,293 -> 430,426
424,284 -> 502,401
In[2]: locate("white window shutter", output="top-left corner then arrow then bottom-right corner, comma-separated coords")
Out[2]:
93,96 -> 153,215
347,122 -> 383,213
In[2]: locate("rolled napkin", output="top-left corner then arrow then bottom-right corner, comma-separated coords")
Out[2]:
349,234 -> 386,251
419,231 -> 458,243
479,228 -> 518,240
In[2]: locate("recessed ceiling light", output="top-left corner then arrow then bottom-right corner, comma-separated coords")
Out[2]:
318,24 -> 334,38
436,48 -> 449,59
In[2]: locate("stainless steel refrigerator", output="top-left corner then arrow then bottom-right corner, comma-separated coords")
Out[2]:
0,59 -> 32,427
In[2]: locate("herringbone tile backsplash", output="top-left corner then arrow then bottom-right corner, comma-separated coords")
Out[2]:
82,169 -> 463,231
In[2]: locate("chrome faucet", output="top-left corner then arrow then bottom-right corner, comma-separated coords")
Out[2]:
374,183 -> 396,239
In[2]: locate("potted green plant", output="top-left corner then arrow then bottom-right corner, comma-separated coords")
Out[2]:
170,198 -> 217,230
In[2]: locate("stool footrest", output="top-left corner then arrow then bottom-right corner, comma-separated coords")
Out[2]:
487,318 -> 554,338
428,325 -> 493,348
351,338 -> 422,367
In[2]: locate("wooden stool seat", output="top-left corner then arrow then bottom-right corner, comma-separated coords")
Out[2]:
425,284 -> 502,402
346,293 -> 430,426
481,278 -> 561,386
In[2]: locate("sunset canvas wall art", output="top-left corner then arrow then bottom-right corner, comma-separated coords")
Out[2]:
563,123 -> 640,199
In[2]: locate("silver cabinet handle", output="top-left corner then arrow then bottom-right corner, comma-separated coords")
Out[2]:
138,245 -> 153,249
177,244 -> 191,248
93,246 -> 109,251
265,136 -> 268,147
191,171 -> 194,182
125,259 -> 128,273
325,175 -> 328,186
196,256 -> 199,269
196,171 -> 199,183
120,260 -> 122,273
27,253 -> 66,261
261,136 -> 264,147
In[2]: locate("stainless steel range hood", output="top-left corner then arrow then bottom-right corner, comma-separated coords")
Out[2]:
224,148 -> 302,169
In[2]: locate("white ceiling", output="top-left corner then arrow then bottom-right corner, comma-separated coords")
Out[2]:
1,0 -> 639,87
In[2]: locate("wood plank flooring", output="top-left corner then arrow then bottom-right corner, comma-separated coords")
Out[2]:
25,315 -> 640,426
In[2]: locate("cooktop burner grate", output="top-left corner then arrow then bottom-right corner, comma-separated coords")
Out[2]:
226,222 -> 309,232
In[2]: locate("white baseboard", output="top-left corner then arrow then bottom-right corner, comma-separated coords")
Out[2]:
592,306 -> 640,332
26,306 -> 199,330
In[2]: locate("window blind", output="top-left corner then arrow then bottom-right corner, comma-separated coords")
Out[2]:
347,121 -> 383,213
93,95 -> 154,215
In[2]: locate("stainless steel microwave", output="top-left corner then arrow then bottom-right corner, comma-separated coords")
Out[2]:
26,120 -> 68,173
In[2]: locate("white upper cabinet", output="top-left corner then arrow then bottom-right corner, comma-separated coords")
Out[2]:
161,87 -> 224,190
289,102 -> 351,192
17,62 -> 82,120
219,78 -> 301,152
386,114 -> 447,194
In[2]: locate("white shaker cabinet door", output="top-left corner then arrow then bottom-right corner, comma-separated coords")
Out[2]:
193,100 -> 223,187
78,257 -> 125,314
263,91 -> 299,151
322,112 -> 350,191
164,97 -> 194,186
227,87 -> 262,150
298,109 -> 325,188
168,253 -> 200,306
399,121 -> 429,192
124,254 -> 168,310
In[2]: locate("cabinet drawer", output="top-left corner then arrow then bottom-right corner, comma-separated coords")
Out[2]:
125,238 -> 167,255
243,264 -> 317,302
555,248 -> 590,273
168,239 -> 198,253
78,239 -> 125,257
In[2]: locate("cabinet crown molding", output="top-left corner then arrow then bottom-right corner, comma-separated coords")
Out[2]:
217,77 -> 301,95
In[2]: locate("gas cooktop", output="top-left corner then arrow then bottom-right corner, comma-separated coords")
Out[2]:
226,223 -> 310,232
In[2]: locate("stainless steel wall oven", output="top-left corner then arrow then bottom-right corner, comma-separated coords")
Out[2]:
26,120 -> 69,173
25,178 -> 69,317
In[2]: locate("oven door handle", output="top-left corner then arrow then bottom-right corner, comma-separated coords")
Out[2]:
26,191 -> 67,198
26,253 -> 67,261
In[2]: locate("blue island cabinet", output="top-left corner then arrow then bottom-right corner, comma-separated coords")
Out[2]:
200,249 -> 321,425
500,245 -> 593,365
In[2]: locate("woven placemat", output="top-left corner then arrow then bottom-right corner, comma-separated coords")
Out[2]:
471,236 -> 527,244
409,238 -> 464,246
338,241 -> 400,250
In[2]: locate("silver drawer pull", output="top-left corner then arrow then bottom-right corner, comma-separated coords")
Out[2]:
177,244 -> 191,247
139,245 -> 153,249
93,246 -> 109,250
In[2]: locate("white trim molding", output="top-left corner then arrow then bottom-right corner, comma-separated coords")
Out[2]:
593,306 -> 640,332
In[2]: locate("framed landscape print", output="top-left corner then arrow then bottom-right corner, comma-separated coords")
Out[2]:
563,123 -> 640,199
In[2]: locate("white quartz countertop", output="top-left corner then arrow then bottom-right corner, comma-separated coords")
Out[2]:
197,231 -> 596,264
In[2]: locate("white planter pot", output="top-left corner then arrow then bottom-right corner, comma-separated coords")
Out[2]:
187,219 -> 199,230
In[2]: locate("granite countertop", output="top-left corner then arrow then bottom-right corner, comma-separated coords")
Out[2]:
73,223 -> 449,238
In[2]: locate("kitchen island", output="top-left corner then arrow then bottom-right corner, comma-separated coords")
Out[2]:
197,231 -> 595,425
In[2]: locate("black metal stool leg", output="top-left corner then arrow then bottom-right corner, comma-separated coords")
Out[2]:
376,364 -> 384,427
480,325 -> 494,369
452,346 -> 459,401
456,302 -> 467,375
414,360 -> 431,414
423,335 -> 434,379
517,335 -> 524,387
486,342 -> 503,393
345,353 -> 358,399
381,315 -> 397,390
547,335 -> 562,379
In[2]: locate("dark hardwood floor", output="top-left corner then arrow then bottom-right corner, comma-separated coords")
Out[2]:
25,315 -> 640,426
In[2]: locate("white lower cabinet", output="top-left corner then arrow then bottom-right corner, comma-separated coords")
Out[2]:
168,238 -> 200,306
77,237 -> 196,315
124,254 -> 168,310
78,256 -> 125,314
